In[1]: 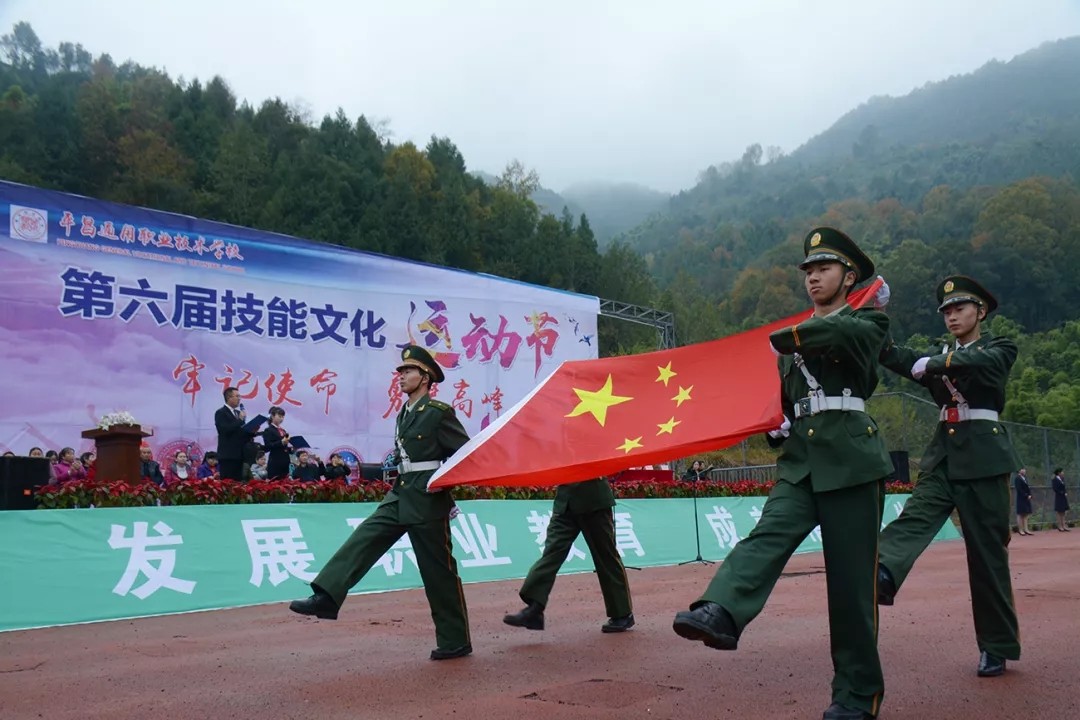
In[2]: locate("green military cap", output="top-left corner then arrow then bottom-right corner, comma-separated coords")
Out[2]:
798,227 -> 875,283
937,275 -> 998,314
397,344 -> 445,383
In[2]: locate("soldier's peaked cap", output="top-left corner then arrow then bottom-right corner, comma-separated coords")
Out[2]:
937,275 -> 998,314
397,345 -> 445,383
798,227 -> 875,283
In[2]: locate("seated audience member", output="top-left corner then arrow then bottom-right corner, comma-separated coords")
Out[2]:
165,450 -> 195,484
291,450 -> 325,482
140,444 -> 165,486
197,451 -> 220,480
80,451 -> 97,481
53,447 -> 88,483
250,450 -> 269,480
2,450 -> 13,457
323,452 -> 350,482
28,447 -> 44,458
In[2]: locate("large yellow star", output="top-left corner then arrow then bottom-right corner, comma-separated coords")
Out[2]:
617,436 -> 643,453
657,416 -> 681,435
656,362 -> 677,386
672,385 -> 693,407
565,374 -> 633,426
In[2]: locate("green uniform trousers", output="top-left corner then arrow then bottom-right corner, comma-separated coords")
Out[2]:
313,501 -> 470,650
520,508 -> 632,618
878,462 -> 1020,660
700,477 -> 885,717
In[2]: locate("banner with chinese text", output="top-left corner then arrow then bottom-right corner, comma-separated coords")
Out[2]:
0,495 -> 958,632
0,182 -> 599,472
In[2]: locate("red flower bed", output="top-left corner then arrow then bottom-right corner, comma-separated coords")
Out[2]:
34,476 -> 917,509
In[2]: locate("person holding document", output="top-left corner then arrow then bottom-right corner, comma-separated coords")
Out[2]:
262,406 -> 293,480
290,345 -> 473,660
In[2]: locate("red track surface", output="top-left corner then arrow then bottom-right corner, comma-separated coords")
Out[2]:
2,531 -> 1077,719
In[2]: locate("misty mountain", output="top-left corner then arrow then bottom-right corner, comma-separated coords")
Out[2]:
561,182 -> 669,246
794,36 -> 1080,162
471,170 -> 585,220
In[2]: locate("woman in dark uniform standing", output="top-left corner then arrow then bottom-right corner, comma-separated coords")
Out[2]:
1013,468 -> 1032,535
1051,468 -> 1070,531
262,406 -> 292,480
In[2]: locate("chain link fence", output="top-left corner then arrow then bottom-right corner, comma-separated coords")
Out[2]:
697,392 -> 1078,527
867,392 -> 1078,527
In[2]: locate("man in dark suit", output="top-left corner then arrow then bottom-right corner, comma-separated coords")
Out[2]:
290,345 -> 473,660
215,387 -> 257,481
139,444 -> 165,486
503,477 -> 633,633
876,276 -> 1022,678
672,227 -> 893,720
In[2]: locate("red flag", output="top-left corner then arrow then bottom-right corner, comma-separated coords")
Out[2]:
429,280 -> 883,489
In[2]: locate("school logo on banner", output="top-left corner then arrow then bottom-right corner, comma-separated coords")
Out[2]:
10,204 -> 48,243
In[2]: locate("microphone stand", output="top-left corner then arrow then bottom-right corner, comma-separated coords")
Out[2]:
679,468 -> 715,566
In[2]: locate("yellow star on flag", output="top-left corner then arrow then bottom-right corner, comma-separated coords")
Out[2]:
657,416 -> 681,435
672,385 -> 693,407
565,374 -> 633,426
656,362 -> 677,386
617,436 -> 643,453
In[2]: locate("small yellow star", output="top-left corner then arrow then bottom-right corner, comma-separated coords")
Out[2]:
617,436 -> 643,453
656,362 -> 677,386
657,416 -> 681,435
565,374 -> 633,426
672,385 -> 693,407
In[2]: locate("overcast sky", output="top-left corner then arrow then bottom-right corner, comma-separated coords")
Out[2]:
4,1 -> 1080,193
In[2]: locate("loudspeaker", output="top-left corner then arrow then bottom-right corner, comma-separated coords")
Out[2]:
359,463 -> 386,481
0,457 -> 51,510
889,450 -> 911,483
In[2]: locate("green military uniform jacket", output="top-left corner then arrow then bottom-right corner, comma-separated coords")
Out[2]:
769,305 -> 894,492
552,478 -> 616,514
381,394 -> 470,524
879,332 -> 1021,479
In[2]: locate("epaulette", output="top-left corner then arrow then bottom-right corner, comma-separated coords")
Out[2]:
427,399 -> 451,412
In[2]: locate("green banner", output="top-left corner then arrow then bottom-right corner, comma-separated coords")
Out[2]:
0,494 -> 955,632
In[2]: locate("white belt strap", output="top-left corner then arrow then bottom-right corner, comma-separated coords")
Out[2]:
793,395 -> 867,418
939,406 -> 999,423
398,460 -> 442,474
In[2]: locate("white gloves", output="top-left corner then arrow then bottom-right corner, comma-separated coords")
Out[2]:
767,416 -> 792,439
873,276 -> 891,309
911,357 -> 930,379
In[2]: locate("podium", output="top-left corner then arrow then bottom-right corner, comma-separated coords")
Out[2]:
81,424 -> 152,482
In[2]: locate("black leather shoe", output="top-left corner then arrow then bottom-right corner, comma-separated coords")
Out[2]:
672,602 -> 739,650
822,701 -> 873,719
877,565 -> 896,606
289,590 -> 339,620
977,650 -> 1006,677
503,601 -> 545,630
601,613 -> 635,633
430,644 -> 472,660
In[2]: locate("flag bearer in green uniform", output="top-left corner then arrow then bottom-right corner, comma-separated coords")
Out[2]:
672,227 -> 893,720
876,276 -> 1021,677
503,478 -> 634,633
290,345 -> 473,661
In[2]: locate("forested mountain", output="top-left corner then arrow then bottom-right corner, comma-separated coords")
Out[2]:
623,36 -> 1080,291
2,21 -> 1078,428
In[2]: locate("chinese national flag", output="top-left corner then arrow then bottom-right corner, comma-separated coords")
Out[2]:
429,280 -> 882,490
